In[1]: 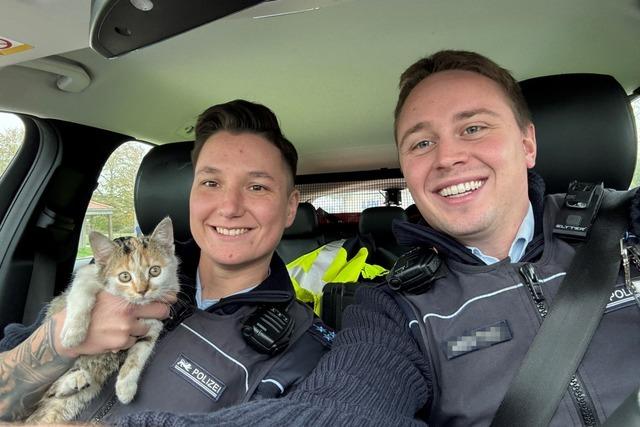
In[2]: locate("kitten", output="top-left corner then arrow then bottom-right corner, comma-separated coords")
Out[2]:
25,216 -> 180,423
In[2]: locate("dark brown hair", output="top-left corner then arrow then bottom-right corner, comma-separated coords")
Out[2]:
394,50 -> 532,137
192,99 -> 298,185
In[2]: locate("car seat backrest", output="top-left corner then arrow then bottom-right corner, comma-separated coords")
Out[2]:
359,206 -> 409,268
520,73 -> 637,194
277,202 -> 325,263
135,141 -> 194,242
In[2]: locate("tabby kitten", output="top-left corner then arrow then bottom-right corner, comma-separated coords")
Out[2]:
26,216 -> 180,423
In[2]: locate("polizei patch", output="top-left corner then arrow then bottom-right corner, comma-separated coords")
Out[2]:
171,354 -> 226,401
605,283 -> 639,314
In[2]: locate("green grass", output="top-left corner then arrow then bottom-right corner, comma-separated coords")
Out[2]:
77,247 -> 93,259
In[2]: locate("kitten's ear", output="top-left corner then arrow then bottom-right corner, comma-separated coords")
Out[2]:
151,217 -> 175,251
89,232 -> 116,266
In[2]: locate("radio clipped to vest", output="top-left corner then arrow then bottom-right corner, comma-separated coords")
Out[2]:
387,247 -> 446,294
553,180 -> 604,240
242,305 -> 295,356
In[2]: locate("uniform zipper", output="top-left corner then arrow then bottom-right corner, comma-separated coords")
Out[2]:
92,393 -> 117,423
519,263 -> 599,426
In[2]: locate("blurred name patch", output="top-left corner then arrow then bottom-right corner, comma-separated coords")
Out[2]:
444,320 -> 512,360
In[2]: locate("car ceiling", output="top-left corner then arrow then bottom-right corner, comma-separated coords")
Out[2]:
1,0 -> 639,175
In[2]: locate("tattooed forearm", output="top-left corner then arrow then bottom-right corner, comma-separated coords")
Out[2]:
0,317 -> 74,421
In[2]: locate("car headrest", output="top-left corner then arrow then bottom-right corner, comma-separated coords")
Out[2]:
520,73 -> 637,194
283,202 -> 318,237
135,141 -> 194,243
359,206 -> 408,241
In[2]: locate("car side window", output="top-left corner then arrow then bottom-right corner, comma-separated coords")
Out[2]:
0,112 -> 25,178
631,97 -> 640,188
76,141 -> 151,260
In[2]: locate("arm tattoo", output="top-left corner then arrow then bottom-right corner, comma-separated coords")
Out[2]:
0,317 -> 74,421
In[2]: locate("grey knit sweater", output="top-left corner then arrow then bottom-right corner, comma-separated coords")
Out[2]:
0,286 -> 430,426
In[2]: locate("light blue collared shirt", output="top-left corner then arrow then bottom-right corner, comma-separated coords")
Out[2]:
195,269 -> 259,310
467,202 -> 534,265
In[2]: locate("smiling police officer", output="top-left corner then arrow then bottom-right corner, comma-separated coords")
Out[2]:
0,100 -> 333,423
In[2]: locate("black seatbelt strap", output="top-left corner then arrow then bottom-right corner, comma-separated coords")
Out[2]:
23,251 -> 56,324
602,386 -> 640,427
491,190 -> 633,427
23,206 -> 76,324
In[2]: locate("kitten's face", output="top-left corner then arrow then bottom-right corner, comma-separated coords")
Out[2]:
90,218 -> 180,304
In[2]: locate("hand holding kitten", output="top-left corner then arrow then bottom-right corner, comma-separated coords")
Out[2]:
51,291 -> 175,359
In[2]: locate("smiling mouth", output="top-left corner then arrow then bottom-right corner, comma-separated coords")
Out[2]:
215,227 -> 250,236
438,180 -> 485,198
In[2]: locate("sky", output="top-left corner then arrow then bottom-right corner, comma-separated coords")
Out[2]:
0,112 -> 24,133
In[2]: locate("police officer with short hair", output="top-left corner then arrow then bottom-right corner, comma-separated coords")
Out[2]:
0,100 -> 333,423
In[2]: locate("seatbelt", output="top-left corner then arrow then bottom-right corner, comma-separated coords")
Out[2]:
602,386 -> 640,427
491,190 -> 633,427
22,251 -> 57,325
23,206 -> 76,324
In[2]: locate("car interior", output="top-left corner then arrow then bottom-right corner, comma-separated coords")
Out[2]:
1,0 -> 639,339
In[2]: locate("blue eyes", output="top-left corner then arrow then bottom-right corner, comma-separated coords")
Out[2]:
464,125 -> 483,134
412,140 -> 435,151
410,125 -> 486,152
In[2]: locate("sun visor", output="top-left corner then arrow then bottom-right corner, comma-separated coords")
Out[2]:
90,0 -> 264,58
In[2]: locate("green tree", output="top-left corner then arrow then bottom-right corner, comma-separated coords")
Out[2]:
89,141 -> 150,236
0,117 -> 25,177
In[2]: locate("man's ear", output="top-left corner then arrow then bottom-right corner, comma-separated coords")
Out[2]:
285,189 -> 300,227
522,123 -> 537,169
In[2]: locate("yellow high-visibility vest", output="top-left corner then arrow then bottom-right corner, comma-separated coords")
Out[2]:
287,239 -> 388,315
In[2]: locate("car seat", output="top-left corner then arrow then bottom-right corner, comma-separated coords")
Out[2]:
277,202 -> 325,264
358,206 -> 410,268
134,141 -> 200,277
520,73 -> 636,193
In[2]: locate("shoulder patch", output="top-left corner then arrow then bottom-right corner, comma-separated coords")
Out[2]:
606,282 -> 640,314
308,317 -> 335,347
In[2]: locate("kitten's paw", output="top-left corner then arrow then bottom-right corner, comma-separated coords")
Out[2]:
60,323 -> 88,348
115,376 -> 138,404
55,368 -> 92,397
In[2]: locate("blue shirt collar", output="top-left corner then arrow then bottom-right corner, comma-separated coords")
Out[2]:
195,269 -> 263,310
467,202 -> 534,265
